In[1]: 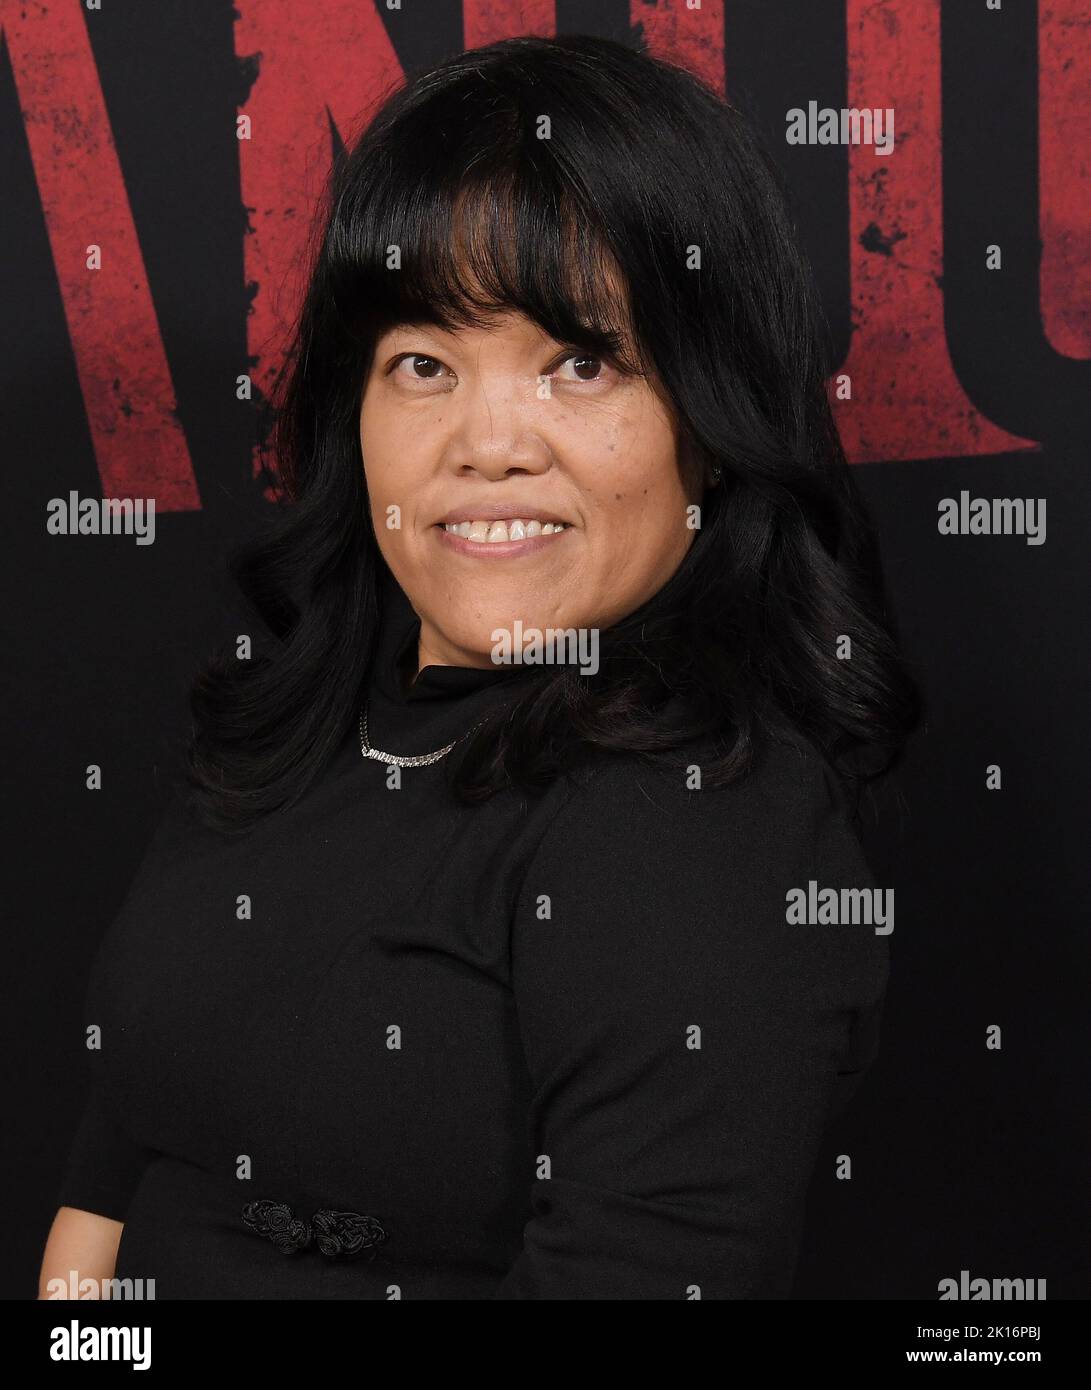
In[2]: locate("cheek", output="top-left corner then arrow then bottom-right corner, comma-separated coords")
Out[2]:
359,378 -> 403,459
577,410 -> 682,520
359,410 -> 400,543
358,399 -> 378,478
359,401 -> 408,504
562,390 -> 664,475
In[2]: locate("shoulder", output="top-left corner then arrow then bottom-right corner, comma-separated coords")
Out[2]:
515,732 -> 888,998
530,732 -> 871,893
512,732 -> 889,1038
100,784 -> 218,928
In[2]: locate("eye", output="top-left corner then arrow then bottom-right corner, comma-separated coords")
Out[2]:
389,354 -> 454,386
385,348 -> 616,389
552,352 -> 611,384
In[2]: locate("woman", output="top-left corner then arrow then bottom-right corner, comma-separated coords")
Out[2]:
41,34 -> 919,1299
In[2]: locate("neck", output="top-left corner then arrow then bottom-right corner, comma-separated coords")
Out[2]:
396,640 -> 420,697
413,626 -> 502,681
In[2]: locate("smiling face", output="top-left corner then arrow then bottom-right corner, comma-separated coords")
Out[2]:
359,305 -> 703,675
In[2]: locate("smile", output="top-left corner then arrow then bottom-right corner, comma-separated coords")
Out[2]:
443,518 -> 569,542
433,518 -> 573,557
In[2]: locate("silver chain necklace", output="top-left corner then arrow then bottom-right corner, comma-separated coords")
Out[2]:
358,699 -> 487,767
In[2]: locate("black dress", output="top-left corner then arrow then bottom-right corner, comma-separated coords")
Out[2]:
56,569 -> 890,1299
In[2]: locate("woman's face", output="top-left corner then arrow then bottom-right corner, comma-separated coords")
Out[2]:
359,306 -> 702,674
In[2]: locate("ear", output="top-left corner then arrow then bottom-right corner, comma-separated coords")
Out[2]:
678,432 -> 711,496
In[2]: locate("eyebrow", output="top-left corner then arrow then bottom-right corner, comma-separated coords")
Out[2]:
379,321 -> 575,354
382,319 -> 629,348
381,318 -> 446,338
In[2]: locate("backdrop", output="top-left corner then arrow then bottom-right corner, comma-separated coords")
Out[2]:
5,0 -> 1088,1300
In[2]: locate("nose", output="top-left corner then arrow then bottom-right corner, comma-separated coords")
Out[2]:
442,370 -> 553,479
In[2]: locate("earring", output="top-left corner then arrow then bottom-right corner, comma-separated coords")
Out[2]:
709,463 -> 722,485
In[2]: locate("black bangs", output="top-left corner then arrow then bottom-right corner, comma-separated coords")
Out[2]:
325,124 -> 648,378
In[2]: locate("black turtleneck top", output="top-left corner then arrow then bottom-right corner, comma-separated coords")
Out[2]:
55,569 -> 889,1299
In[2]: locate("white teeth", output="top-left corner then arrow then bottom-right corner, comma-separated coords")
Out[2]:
442,518 -> 568,544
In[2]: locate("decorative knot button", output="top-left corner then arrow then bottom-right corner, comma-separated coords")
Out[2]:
240,1199 -> 387,1260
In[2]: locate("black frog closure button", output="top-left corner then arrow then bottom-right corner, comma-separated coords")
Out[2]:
240,1199 -> 388,1260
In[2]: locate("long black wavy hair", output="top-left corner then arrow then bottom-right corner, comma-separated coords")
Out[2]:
185,33 -> 921,836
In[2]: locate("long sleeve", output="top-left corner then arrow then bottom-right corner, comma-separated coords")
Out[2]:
494,738 -> 890,1299
55,1073 -> 153,1223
